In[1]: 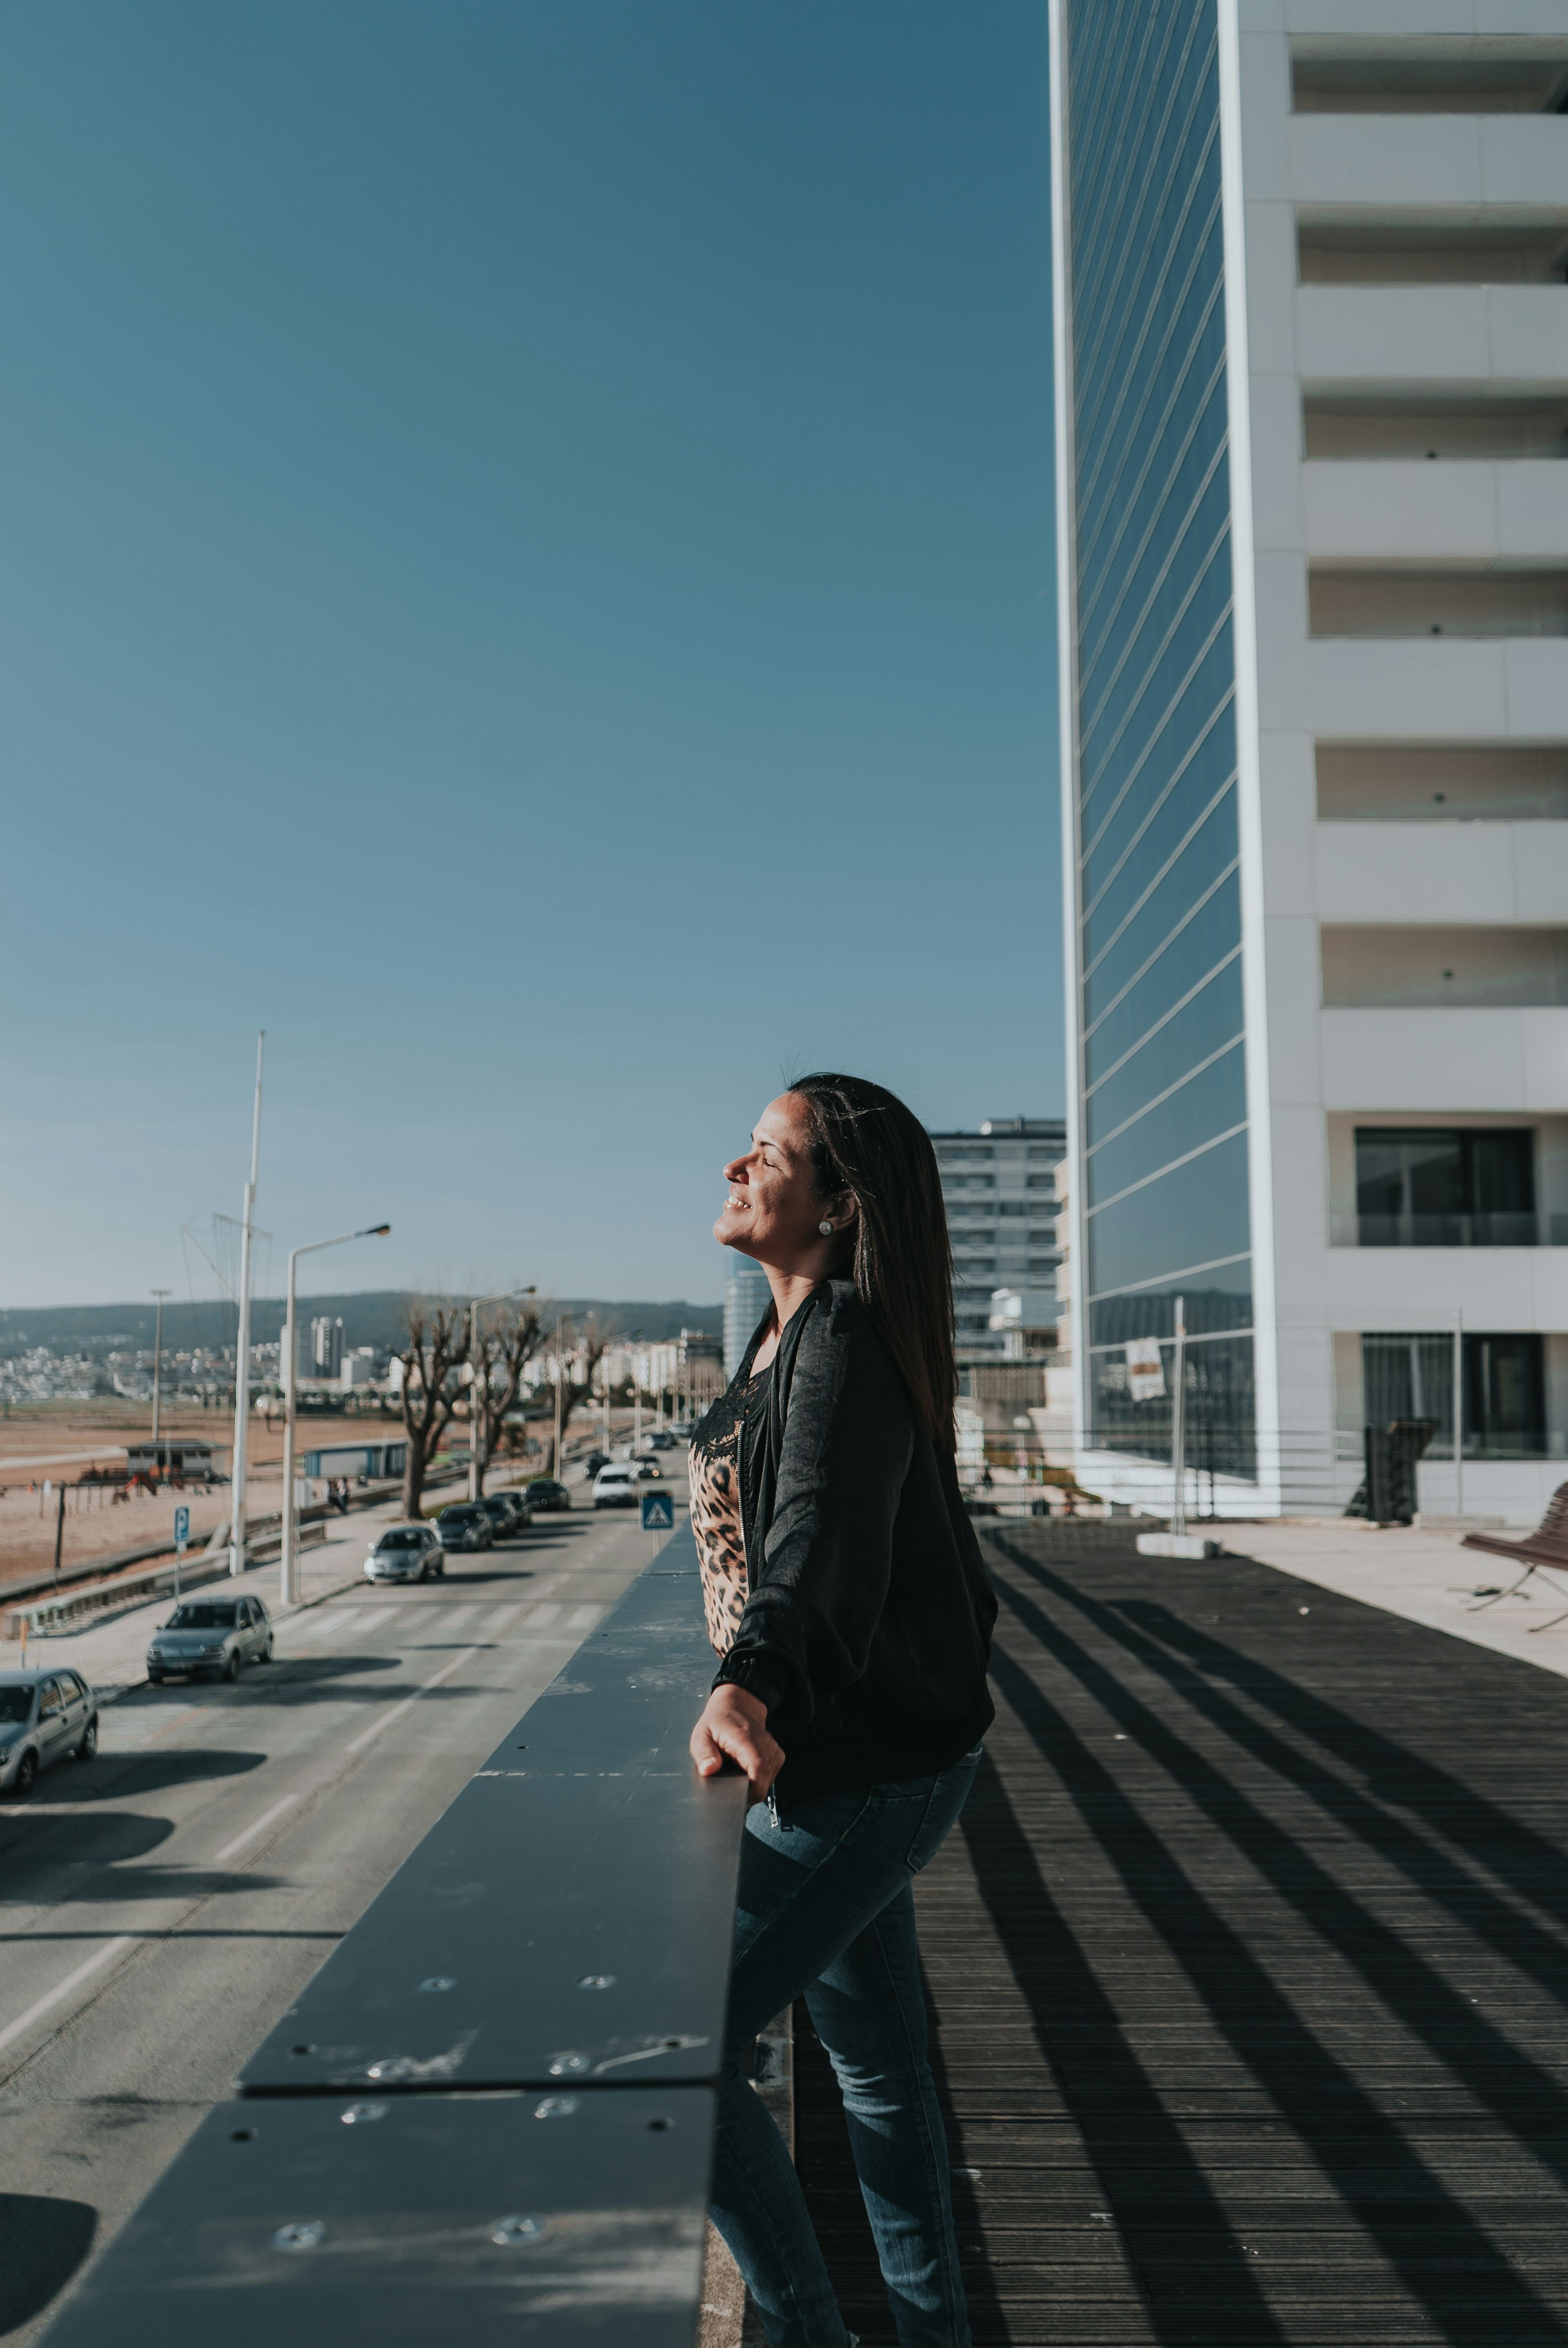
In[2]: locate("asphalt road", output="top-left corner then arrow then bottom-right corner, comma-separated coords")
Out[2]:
0,1487 -> 677,2344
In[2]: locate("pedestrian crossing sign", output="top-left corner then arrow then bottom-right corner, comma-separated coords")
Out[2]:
641,1491 -> 674,1532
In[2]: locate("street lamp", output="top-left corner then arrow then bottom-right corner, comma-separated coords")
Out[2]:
468,1286 -> 536,1502
280,1223 -> 390,1608
149,1289 -> 171,1454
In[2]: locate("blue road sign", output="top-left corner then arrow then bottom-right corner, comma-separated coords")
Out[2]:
641,1491 -> 674,1533
174,1505 -> 190,1552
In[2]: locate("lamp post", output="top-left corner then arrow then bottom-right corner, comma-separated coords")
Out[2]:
467,1287 -> 535,1502
150,1289 -> 171,1454
280,1223 -> 390,1609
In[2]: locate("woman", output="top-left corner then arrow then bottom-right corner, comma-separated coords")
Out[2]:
688,1072 -> 997,2348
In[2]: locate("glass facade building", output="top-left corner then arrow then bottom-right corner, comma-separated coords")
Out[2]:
1052,0 -> 1568,1525
1057,0 -> 1255,1479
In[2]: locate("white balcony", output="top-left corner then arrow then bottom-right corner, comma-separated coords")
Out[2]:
1290,114 -> 1568,212
1319,1006 -> 1568,1113
1296,285 -> 1568,391
1322,1243 -> 1568,1334
1307,637 -> 1568,737
1303,460 -> 1568,561
1314,820 -> 1568,923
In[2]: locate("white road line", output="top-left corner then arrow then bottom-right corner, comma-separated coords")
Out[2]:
0,1935 -> 138,2058
307,1610 -> 365,1644
213,1794 -> 298,1865
475,1604 -> 522,1638
287,1609 -> 352,1642
527,1603 -> 561,1627
428,1606 -> 473,1633
566,1604 -> 602,1631
345,1648 -> 477,1756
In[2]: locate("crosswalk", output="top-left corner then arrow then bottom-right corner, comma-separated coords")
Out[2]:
282,1598 -> 604,1650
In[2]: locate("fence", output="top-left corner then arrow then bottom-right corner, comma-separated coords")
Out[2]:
34,1533 -> 748,2348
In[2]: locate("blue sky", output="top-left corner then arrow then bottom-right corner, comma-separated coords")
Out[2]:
1,1 -> 1058,1310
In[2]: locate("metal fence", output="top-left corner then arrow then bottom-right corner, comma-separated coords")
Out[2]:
36,1533 -> 747,2348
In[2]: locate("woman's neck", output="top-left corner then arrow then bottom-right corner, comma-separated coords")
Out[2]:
750,1266 -> 825,1374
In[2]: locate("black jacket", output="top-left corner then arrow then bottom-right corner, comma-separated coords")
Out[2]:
714,1280 -> 997,1800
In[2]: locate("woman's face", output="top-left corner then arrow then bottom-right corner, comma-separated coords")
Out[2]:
714,1093 -> 849,1268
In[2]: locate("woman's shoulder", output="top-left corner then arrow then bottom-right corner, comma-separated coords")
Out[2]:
794,1281 -> 909,1405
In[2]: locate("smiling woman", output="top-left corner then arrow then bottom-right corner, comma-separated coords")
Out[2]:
689,1073 -> 997,2348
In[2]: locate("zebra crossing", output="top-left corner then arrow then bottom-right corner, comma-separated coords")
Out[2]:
281,1594 -> 604,1650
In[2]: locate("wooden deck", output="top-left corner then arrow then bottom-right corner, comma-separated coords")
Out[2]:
796,1520 -> 1568,2345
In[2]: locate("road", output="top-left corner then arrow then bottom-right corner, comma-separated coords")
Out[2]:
0,1480 -> 683,2344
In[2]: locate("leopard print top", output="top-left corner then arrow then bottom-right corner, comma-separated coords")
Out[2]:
689,1366 -> 770,1657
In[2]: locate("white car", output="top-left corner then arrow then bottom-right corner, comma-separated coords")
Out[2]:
592,1465 -> 641,1510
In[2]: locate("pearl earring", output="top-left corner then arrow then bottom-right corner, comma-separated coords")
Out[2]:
818,1220 -> 833,1237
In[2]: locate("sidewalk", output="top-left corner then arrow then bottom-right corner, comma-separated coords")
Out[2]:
0,1495 -> 405,1701
1221,1513 -> 1568,1685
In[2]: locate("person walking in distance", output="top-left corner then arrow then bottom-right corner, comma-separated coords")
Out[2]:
689,1073 -> 996,2348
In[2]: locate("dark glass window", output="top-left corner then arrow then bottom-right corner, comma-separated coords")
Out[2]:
1066,0 -> 1252,1469
1086,1042 -> 1246,1209
1355,1127 -> 1536,1245
1361,1329 -> 1548,1458
1086,1130 -> 1250,1298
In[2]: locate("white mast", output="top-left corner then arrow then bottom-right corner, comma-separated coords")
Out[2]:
229,1032 -> 265,1575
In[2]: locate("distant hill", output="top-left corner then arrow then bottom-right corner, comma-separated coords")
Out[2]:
0,1291 -> 723,1357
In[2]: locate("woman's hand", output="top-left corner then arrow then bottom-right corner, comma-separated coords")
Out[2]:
690,1685 -> 785,1806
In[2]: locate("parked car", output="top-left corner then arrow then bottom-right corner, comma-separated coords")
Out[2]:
524,1478 -> 572,1513
592,1465 -> 641,1510
365,1524 -> 444,1583
0,1669 -> 98,1795
147,1593 -> 274,1685
669,1421 -> 695,1441
581,1450 -> 610,1480
645,1430 -> 676,1452
495,1488 -> 535,1527
635,1460 -> 663,1481
433,1503 -> 494,1553
476,1494 -> 523,1541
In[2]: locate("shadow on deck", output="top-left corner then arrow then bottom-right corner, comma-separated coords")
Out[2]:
797,1521 -> 1568,2346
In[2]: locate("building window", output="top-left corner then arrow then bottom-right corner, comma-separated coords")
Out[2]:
1360,1331 -> 1549,1459
1355,1128 -> 1539,1247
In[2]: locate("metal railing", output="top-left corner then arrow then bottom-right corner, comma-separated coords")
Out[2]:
35,1532 -> 748,2346
1331,1211 -> 1568,1249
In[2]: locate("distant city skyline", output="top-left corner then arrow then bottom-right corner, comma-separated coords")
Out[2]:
0,2 -> 1059,1308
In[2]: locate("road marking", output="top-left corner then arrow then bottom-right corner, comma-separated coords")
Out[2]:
306,1610 -> 364,1644
527,1603 -> 561,1627
566,1605 -> 602,1631
213,1794 -> 299,1865
476,1604 -> 523,1638
345,1648 -> 478,1756
427,1606 -> 473,1634
288,1609 -> 352,1643
0,1935 -> 137,2058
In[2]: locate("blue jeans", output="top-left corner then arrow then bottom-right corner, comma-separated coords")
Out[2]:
710,1748 -> 981,2348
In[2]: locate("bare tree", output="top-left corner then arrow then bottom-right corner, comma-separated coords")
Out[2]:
470,1304 -> 545,1495
551,1318 -> 611,1474
396,1302 -> 468,1520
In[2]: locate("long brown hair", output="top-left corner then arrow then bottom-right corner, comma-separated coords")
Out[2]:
790,1072 -> 956,1453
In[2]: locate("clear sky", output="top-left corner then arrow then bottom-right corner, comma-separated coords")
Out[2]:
1,0 -> 1058,1311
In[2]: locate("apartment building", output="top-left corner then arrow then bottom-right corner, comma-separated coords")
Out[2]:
1050,1 -> 1568,1518
930,1119 -> 1066,1361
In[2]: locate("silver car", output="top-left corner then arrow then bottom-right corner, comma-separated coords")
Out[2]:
365,1524 -> 445,1583
146,1592 -> 274,1685
0,1669 -> 99,1796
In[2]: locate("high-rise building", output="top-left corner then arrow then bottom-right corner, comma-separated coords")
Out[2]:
1050,1 -> 1568,1518
724,1264 -> 772,1379
311,1315 -> 344,1382
930,1120 -> 1066,1361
